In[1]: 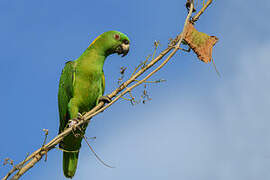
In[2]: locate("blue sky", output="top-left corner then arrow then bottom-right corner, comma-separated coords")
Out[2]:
1,0 -> 270,179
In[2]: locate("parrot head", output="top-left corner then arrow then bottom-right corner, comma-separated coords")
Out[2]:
112,32 -> 130,57
88,31 -> 130,57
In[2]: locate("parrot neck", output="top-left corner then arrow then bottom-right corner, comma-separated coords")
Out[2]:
76,47 -> 106,74
86,37 -> 114,57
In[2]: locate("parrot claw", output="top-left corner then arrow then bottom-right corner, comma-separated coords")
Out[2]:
98,95 -> 112,104
77,112 -> 83,120
68,119 -> 79,128
68,118 -> 83,138
68,113 -> 83,128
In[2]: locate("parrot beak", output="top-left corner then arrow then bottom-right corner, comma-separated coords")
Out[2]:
120,43 -> 129,57
115,43 -> 129,57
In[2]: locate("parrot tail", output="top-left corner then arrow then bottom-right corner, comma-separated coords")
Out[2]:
63,151 -> 79,178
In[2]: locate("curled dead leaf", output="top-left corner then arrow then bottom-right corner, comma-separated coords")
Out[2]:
184,21 -> 218,63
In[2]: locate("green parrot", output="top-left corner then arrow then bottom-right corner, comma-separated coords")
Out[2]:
58,31 -> 130,178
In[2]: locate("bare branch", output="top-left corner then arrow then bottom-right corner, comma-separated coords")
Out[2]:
191,0 -> 213,23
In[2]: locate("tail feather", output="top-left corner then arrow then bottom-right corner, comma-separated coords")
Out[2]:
63,152 -> 79,178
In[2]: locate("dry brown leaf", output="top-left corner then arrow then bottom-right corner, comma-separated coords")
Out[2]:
184,21 -> 218,63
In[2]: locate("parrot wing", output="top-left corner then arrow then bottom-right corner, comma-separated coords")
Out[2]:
58,61 -> 76,134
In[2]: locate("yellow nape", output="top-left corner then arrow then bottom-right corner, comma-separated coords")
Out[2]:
88,35 -> 102,48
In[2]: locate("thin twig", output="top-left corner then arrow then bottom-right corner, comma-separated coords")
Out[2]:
134,79 -> 166,83
120,96 -> 132,102
42,129 -> 49,147
191,0 -> 213,23
83,136 -> 115,168
212,58 -> 221,77
168,45 -> 191,52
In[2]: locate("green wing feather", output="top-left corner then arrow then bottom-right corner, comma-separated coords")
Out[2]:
58,61 -> 76,134
58,61 -> 79,178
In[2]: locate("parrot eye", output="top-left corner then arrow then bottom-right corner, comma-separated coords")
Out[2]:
114,34 -> 120,41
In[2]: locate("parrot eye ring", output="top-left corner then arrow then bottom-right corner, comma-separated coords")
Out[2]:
114,34 -> 120,40
123,39 -> 129,45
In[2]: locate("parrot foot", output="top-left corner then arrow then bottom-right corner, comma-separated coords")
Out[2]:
98,95 -> 112,104
68,113 -> 84,128
68,119 -> 83,138
68,113 -> 84,125
68,119 -> 79,128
